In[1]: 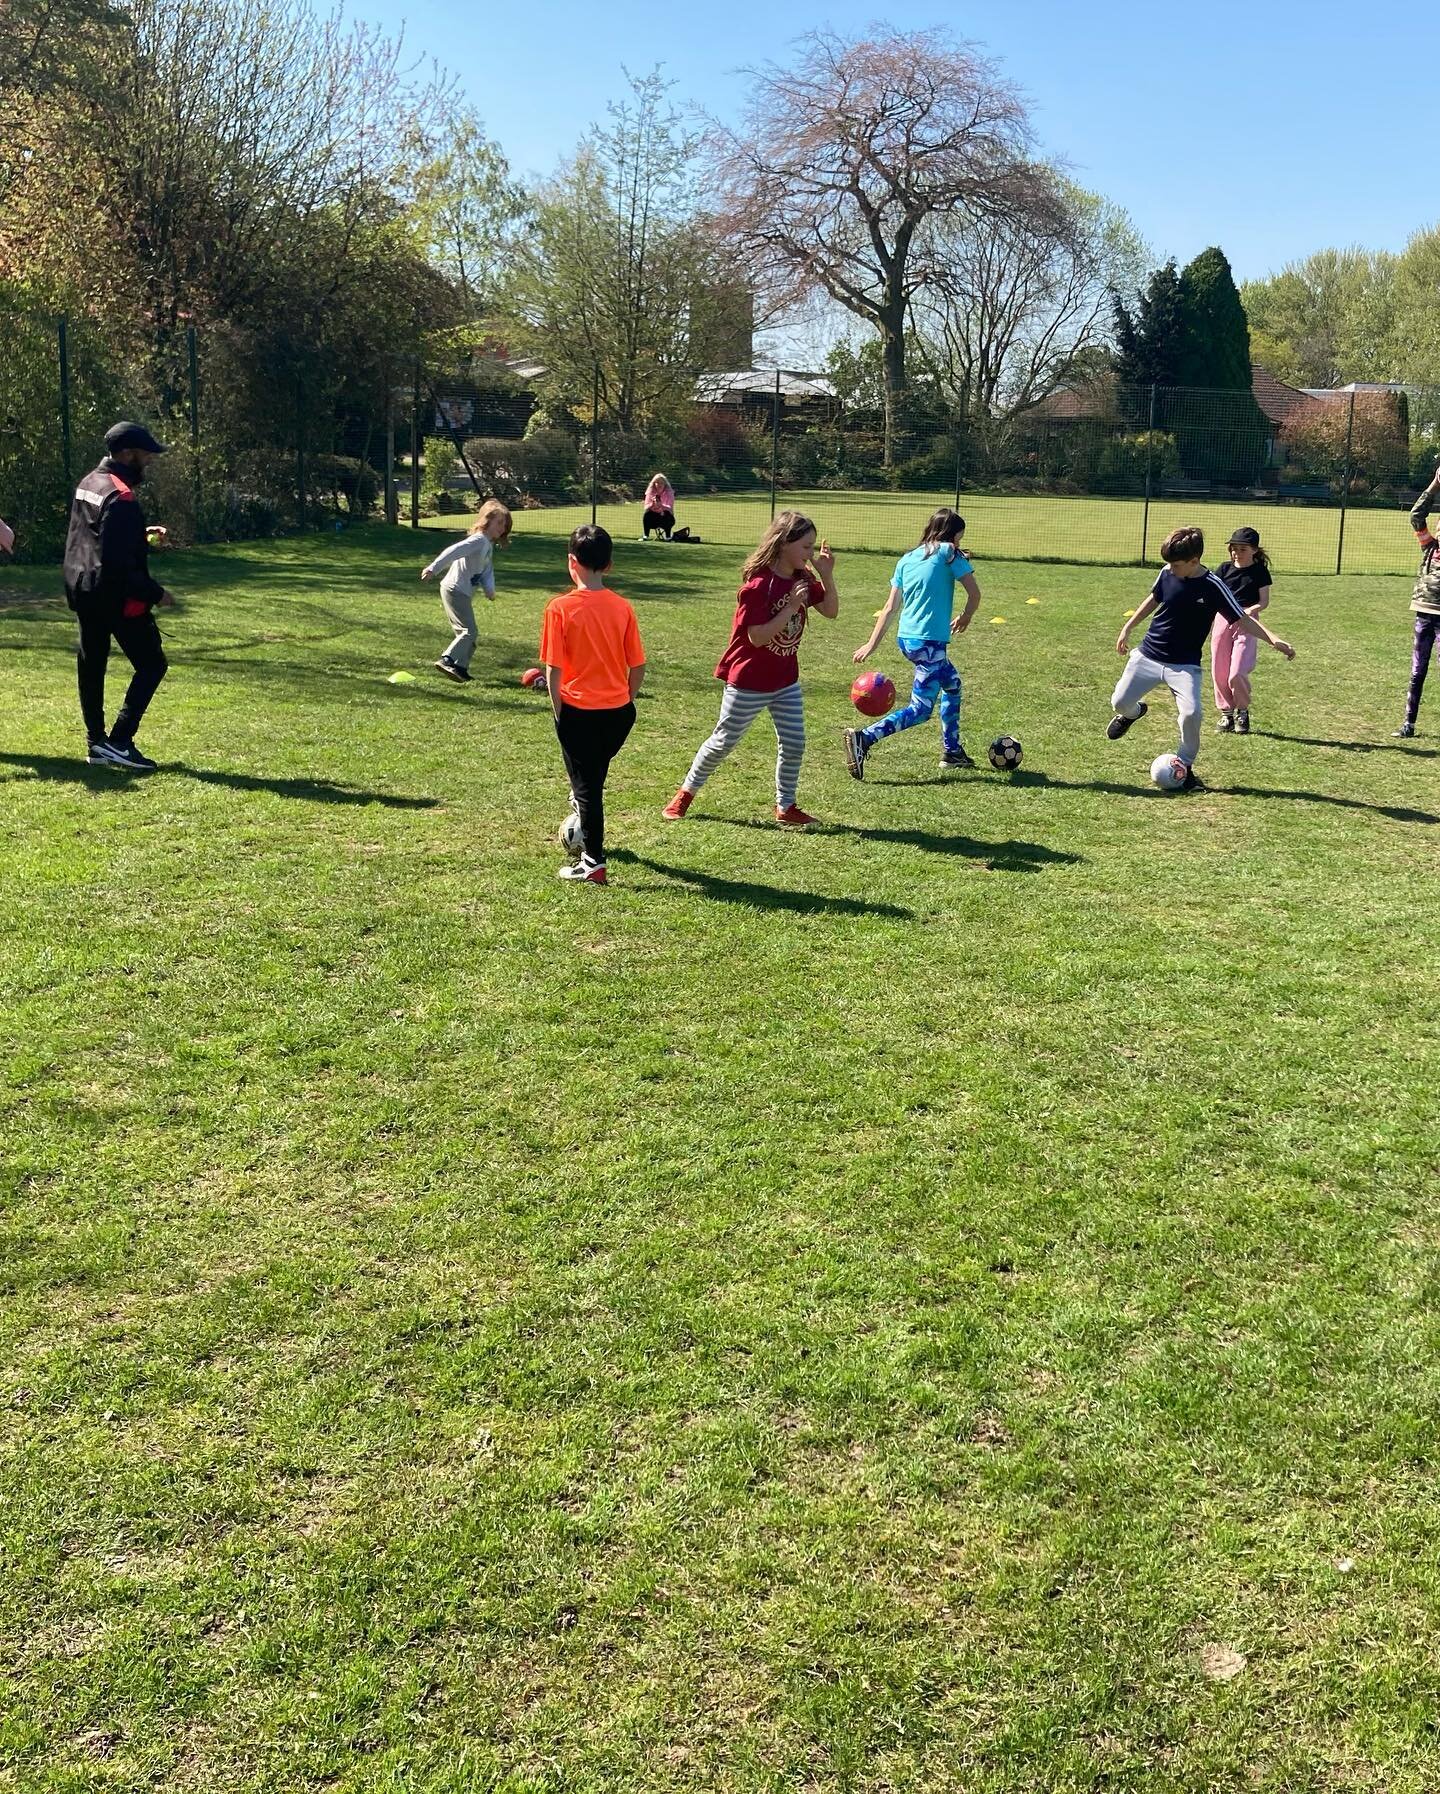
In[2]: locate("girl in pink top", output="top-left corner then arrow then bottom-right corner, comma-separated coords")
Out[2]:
642,472 -> 676,540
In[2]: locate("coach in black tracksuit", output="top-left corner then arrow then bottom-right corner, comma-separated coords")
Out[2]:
63,421 -> 173,771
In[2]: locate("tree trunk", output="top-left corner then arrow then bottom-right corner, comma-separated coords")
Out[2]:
880,311 -> 907,470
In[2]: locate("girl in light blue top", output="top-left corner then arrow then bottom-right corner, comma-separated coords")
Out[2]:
845,508 -> 982,777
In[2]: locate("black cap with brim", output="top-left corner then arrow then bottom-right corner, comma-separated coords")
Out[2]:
1227,526 -> 1260,547
105,421 -> 169,455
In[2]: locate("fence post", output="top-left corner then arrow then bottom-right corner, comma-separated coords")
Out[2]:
1140,383 -> 1157,562
410,361 -> 420,529
953,423 -> 963,513
1335,389 -> 1356,576
590,362 -> 600,526
385,377 -> 397,527
295,374 -> 306,531
187,325 -> 202,540
770,368 -> 781,519
57,315 -> 73,499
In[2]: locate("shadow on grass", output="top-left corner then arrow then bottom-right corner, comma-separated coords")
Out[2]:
0,752 -> 439,808
612,851 -> 913,918
1007,767 -> 1439,824
707,814 -> 1082,872
1259,730 -> 1440,759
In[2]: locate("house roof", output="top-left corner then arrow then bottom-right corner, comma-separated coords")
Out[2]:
694,369 -> 835,403
1251,367 -> 1319,426
1033,367 -> 1326,429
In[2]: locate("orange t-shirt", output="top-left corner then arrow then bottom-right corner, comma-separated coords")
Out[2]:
539,585 -> 644,710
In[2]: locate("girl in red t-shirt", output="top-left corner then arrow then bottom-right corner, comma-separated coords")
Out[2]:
663,511 -> 839,826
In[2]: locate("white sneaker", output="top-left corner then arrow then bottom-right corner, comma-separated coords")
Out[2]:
558,855 -> 607,884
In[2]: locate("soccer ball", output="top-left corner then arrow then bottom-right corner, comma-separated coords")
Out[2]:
1150,754 -> 1187,790
850,670 -> 896,717
988,734 -> 1023,771
521,667 -> 548,691
559,811 -> 583,855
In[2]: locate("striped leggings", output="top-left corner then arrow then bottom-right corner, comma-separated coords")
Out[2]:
683,681 -> 806,809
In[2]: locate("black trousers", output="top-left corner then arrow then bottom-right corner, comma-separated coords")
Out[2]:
76,607 -> 168,745
642,506 -> 674,538
555,701 -> 636,863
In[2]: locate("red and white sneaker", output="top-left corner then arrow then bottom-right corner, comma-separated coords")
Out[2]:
558,855 -> 607,884
775,804 -> 816,828
662,788 -> 694,820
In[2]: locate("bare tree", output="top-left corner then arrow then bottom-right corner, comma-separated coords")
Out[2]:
911,178 -> 1147,472
98,0 -> 457,352
710,26 -> 1042,463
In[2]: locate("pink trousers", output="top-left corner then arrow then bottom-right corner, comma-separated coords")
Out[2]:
1211,615 -> 1258,709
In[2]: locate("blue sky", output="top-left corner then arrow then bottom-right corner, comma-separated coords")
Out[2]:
376,0 -> 1416,290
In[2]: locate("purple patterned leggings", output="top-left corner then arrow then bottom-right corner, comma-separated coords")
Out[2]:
1405,614 -> 1440,727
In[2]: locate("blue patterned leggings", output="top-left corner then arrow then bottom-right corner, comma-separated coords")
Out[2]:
859,638 -> 961,755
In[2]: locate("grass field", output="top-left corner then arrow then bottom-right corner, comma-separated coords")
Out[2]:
4,526 -> 1440,1792
460,487 -> 1421,579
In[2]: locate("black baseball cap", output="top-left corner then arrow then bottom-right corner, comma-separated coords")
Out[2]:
104,421 -> 169,455
1227,526 -> 1261,547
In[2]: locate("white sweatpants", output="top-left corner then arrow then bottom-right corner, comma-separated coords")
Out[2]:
683,681 -> 807,809
1112,652 -> 1202,766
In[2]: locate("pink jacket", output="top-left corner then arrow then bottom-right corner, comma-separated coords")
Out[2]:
645,478 -> 674,512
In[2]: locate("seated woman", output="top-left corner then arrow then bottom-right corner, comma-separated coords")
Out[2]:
642,472 -> 676,540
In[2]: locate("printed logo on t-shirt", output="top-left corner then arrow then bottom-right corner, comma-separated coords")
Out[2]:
769,578 -> 810,657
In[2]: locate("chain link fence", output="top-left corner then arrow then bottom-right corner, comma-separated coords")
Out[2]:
4,315 -> 1436,579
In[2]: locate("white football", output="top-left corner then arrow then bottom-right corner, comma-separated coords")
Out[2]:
1150,754 -> 1187,790
559,812 -> 583,854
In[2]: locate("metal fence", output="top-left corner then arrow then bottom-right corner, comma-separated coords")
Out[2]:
4,316 -> 1436,580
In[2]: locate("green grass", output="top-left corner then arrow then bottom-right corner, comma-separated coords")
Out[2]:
437,486 -> 1422,578
4,525 -> 1440,1792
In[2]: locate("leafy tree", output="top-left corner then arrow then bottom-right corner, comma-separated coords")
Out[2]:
1112,262 -> 1188,387
502,71 -> 723,430
824,338 -> 887,416
1241,250 -> 1396,388
1174,247 -> 1251,390
401,113 -> 527,323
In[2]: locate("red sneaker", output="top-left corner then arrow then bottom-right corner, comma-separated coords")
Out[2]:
662,788 -> 694,820
775,804 -> 816,828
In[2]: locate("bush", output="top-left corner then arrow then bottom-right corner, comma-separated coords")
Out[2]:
307,453 -> 380,515
1409,437 -> 1440,489
217,486 -> 283,538
778,428 -> 846,489
678,409 -> 762,486
422,438 -> 459,503
1093,431 -> 1180,493
464,431 -> 579,503
886,435 -> 956,492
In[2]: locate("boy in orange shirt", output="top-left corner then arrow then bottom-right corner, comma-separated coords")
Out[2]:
540,525 -> 646,885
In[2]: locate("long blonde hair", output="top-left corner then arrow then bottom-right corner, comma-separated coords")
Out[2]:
741,509 -> 815,581
470,498 -> 512,544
